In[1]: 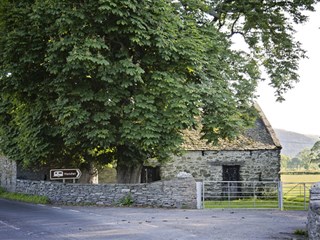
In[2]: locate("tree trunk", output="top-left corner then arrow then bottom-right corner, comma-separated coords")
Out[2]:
116,162 -> 143,184
79,162 -> 99,184
88,162 -> 99,184
115,144 -> 146,183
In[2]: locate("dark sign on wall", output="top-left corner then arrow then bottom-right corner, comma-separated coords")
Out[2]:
50,169 -> 82,180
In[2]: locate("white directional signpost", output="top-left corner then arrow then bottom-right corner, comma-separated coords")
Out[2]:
50,169 -> 82,183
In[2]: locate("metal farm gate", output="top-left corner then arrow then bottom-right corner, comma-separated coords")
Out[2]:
281,182 -> 315,210
201,181 -> 315,210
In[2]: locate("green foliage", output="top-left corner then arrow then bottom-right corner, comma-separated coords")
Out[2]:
118,194 -> 134,207
293,229 -> 308,237
0,0 -> 318,182
207,0 -> 319,101
280,155 -> 290,170
310,141 -> 320,165
282,143 -> 320,171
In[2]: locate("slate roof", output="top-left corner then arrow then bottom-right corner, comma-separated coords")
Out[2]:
182,103 -> 282,151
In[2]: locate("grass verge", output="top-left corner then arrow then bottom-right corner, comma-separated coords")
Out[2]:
204,198 -> 278,209
0,187 -> 49,204
204,197 -> 309,210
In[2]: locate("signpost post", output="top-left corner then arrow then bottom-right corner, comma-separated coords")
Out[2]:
50,169 -> 82,183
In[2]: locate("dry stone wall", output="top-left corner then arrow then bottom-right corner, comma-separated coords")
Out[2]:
15,177 -> 197,208
308,183 -> 320,239
0,156 -> 17,191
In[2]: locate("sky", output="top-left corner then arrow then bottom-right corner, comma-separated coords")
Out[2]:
256,5 -> 320,136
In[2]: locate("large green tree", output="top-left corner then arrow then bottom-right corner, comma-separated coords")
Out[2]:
206,0 -> 318,101
0,0 -> 318,183
310,141 -> 320,167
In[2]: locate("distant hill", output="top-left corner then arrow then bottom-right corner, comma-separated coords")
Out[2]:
274,129 -> 320,157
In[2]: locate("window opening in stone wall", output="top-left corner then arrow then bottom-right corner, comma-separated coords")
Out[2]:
141,166 -> 161,183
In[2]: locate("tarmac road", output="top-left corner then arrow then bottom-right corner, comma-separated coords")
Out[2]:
0,198 -> 307,240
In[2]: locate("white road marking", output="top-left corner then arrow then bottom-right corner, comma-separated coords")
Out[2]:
0,220 -> 20,230
52,207 -> 61,209
89,213 -> 102,217
69,210 -> 80,213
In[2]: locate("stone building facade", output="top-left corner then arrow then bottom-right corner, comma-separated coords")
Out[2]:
161,103 -> 281,182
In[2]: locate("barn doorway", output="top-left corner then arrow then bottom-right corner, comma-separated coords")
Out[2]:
222,165 -> 241,197
223,165 -> 240,181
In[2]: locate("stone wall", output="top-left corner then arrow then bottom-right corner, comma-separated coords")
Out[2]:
15,177 -> 197,208
0,156 -> 17,191
308,183 -> 320,239
161,149 -> 280,182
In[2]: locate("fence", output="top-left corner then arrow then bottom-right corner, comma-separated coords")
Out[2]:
202,181 -> 315,210
202,181 -> 279,209
281,182 -> 314,210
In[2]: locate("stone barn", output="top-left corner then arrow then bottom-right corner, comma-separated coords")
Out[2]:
159,103 -> 282,183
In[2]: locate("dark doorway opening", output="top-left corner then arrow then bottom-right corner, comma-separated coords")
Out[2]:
222,165 -> 241,197
223,165 -> 240,181
141,166 -> 161,183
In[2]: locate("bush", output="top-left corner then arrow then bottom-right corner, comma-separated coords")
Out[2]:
294,229 -> 308,236
118,194 -> 134,207
0,187 -> 6,194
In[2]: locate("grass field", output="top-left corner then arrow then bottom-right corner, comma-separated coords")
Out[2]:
204,198 -> 278,209
280,175 -> 317,210
281,174 -> 320,183
204,196 -> 309,210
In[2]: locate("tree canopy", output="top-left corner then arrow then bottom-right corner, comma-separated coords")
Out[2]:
281,141 -> 320,171
310,141 -> 320,166
0,0 -> 318,182
206,0 -> 319,100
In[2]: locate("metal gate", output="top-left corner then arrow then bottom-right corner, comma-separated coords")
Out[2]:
281,182 -> 315,210
201,181 -> 315,210
202,181 -> 280,209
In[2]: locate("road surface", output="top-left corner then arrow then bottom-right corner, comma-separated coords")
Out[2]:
0,198 -> 307,240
